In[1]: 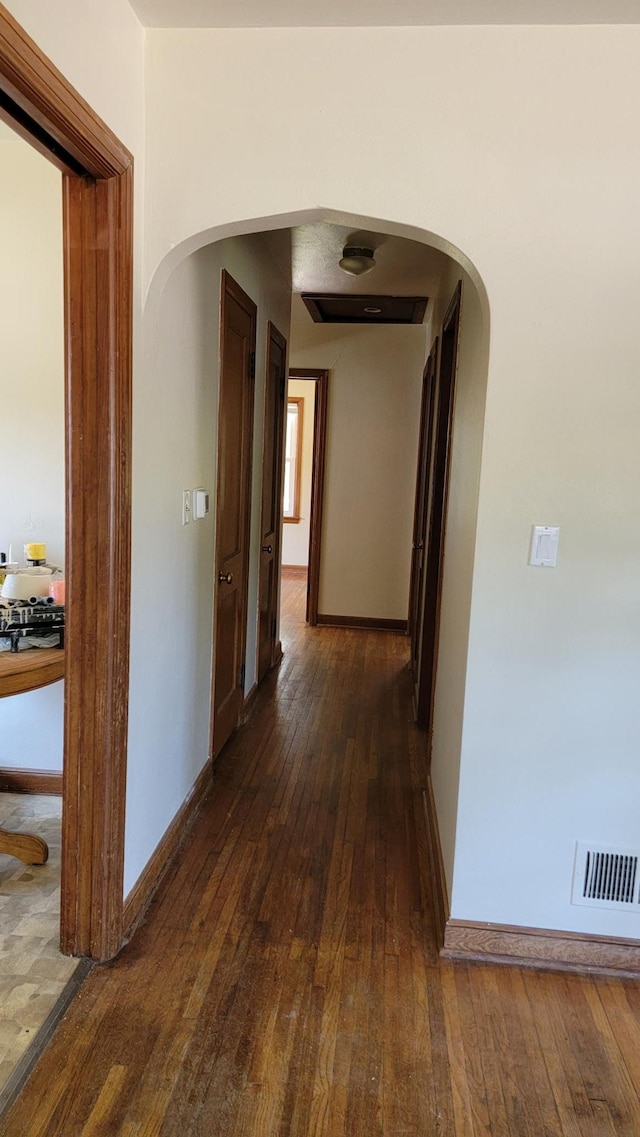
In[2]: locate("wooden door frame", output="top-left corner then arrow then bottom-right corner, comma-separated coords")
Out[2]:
257,322 -> 288,681
408,340 -> 438,663
0,7 -> 133,961
415,282 -> 462,736
287,368 -> 329,627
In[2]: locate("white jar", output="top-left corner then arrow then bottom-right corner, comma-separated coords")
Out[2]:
1,569 -> 53,600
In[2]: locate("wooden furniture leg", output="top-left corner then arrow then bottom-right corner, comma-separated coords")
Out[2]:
0,826 -> 49,865
1,651 -> 62,869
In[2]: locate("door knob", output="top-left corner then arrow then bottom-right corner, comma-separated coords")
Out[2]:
261,545 -> 273,554
218,572 -> 233,584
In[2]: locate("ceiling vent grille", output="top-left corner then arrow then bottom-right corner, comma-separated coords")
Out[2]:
572,842 -> 640,910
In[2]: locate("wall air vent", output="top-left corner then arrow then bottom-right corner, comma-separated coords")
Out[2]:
572,842 -> 640,910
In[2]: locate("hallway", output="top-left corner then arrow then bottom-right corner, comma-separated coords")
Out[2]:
3,577 -> 640,1135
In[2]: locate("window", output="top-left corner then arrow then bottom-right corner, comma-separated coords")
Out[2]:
283,397 -> 304,522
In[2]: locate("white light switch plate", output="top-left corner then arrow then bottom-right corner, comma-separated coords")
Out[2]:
529,525 -> 559,567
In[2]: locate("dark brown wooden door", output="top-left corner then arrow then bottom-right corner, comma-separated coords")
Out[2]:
414,283 -> 462,732
408,342 -> 438,669
211,271 -> 256,758
258,323 -> 287,683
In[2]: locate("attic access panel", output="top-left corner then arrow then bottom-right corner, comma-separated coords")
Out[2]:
301,293 -> 428,325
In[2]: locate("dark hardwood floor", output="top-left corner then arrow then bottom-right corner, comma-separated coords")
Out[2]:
3,574 -> 640,1134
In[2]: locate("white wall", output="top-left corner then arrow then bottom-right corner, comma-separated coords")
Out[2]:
281,378 -> 315,568
124,232 -> 290,895
5,0 -> 144,158
4,0 -> 146,312
0,137 -> 64,772
289,313 -> 426,620
143,24 -> 640,939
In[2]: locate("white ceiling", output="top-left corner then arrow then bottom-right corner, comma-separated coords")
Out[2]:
129,0 -> 640,27
290,223 -> 446,297
261,222 -> 448,323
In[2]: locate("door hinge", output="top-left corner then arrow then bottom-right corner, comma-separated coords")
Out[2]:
249,351 -> 256,381
239,662 -> 246,689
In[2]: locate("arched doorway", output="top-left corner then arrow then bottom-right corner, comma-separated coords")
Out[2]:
128,215 -> 490,945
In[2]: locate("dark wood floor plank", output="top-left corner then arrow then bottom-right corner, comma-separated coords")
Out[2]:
528,971 -> 619,1137
595,980 -> 640,1108
502,968 -> 566,1137
4,576 -> 640,1135
440,963 -> 487,1137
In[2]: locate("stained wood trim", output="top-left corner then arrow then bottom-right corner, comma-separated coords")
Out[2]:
281,565 -> 308,577
443,918 -> 640,977
123,763 -> 213,939
416,282 -> 462,734
288,369 -> 329,627
408,341 -> 438,669
422,778 -> 449,950
0,768 -> 63,795
61,167 -> 133,962
259,321 -> 288,680
316,614 -> 407,632
0,7 -> 133,961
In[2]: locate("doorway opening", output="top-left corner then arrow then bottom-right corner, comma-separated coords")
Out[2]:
281,369 -> 329,628
0,9 -> 133,963
0,119 -> 78,1103
139,210 -> 489,964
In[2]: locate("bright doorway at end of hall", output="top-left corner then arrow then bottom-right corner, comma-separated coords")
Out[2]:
280,367 -> 328,626
282,377 -> 316,578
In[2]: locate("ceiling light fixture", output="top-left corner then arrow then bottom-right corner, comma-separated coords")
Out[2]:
338,245 -> 376,276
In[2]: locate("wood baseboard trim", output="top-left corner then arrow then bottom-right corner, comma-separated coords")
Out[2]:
281,565 -> 308,578
122,761 -> 212,938
316,614 -> 408,633
422,776 -> 640,978
443,918 -> 640,977
0,767 -> 63,795
422,778 -> 449,949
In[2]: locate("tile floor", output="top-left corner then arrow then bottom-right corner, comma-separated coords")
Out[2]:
0,794 -> 80,1095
